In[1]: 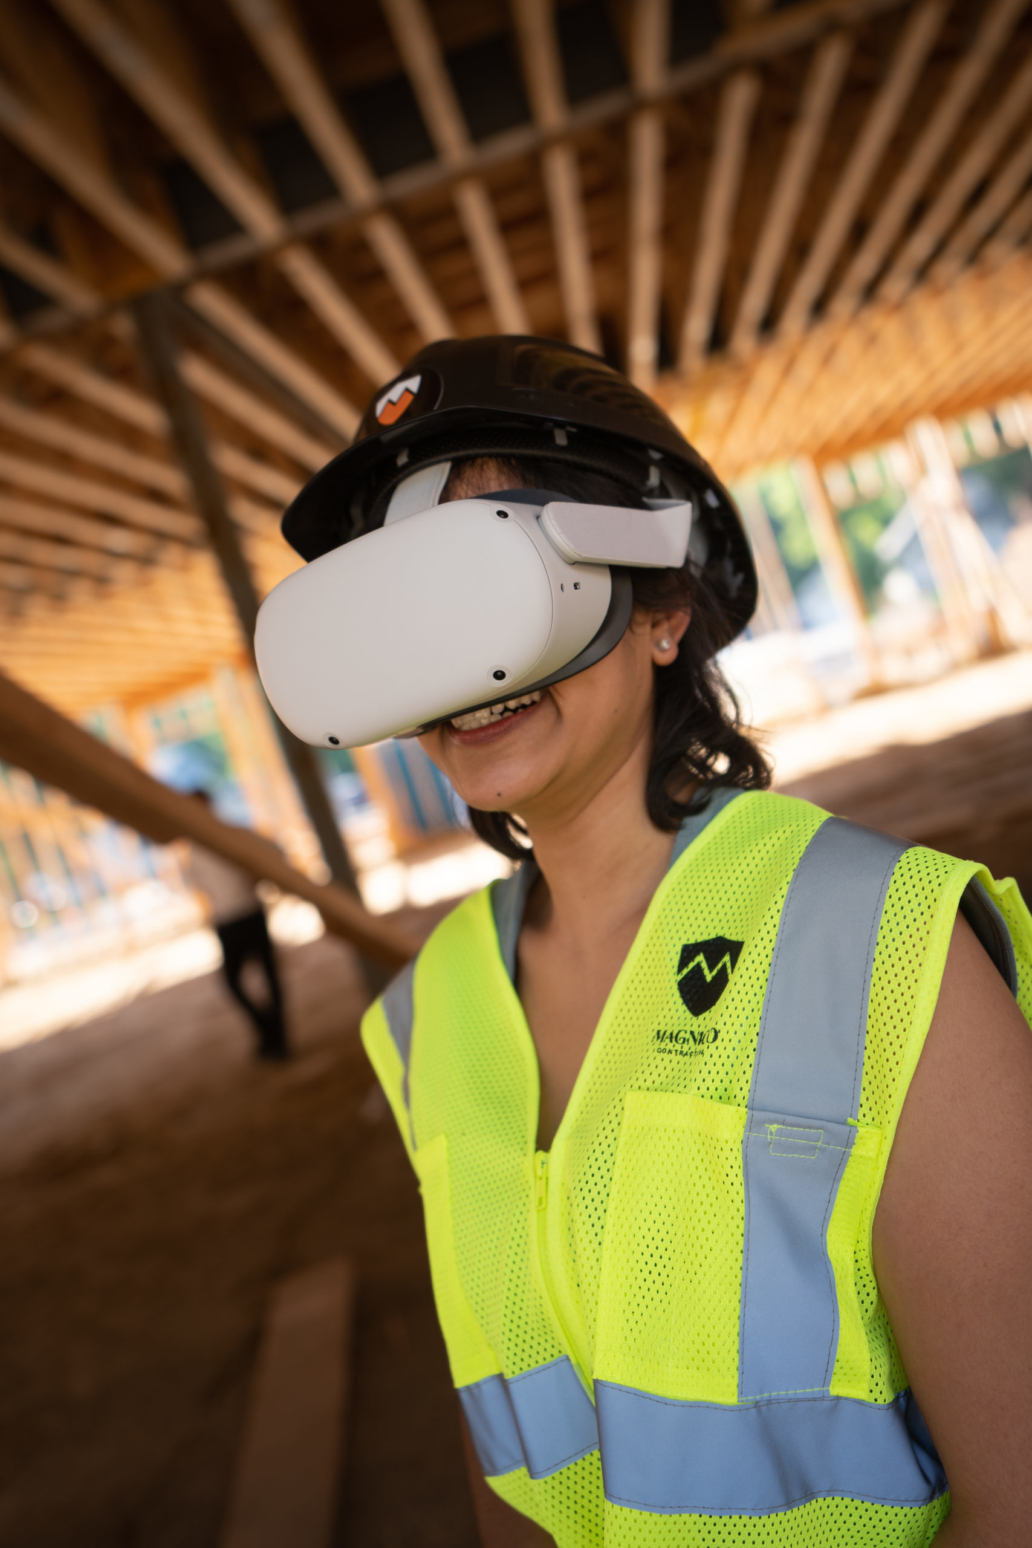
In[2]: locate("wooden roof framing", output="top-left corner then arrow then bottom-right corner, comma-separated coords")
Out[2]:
0,0 -> 1026,720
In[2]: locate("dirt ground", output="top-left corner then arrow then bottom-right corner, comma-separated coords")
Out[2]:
2,704 -> 1030,1548
0,921 -> 479,1548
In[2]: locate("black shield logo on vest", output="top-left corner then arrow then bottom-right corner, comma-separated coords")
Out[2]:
676,937 -> 744,1016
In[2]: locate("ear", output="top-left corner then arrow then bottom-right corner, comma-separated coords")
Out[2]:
648,608 -> 691,664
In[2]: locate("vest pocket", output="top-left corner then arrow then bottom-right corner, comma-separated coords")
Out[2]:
593,1091 -> 747,1404
413,1134 -> 499,1390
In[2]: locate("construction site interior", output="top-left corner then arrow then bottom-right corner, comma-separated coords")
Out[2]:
1,0 -> 1031,1543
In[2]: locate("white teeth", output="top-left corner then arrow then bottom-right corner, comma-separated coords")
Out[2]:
450,691 -> 541,732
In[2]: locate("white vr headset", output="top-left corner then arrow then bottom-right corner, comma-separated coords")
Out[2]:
255,462 -> 696,749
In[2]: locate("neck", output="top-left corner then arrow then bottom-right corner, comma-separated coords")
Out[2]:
520,743 -> 679,944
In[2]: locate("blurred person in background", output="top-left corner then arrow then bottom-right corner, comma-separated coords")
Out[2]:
181,789 -> 290,1062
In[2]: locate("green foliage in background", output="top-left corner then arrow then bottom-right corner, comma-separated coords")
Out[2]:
837,488 -> 908,610
757,467 -> 818,589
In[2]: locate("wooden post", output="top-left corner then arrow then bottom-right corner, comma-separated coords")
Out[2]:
732,481 -> 801,635
129,291 -> 361,899
793,456 -> 882,687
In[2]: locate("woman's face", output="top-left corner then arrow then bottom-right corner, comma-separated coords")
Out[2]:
417,463 -> 688,832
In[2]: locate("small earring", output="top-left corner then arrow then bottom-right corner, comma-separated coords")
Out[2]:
657,637 -> 672,651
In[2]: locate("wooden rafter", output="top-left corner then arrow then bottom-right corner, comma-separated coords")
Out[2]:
380,0 -> 529,335
778,0 -> 947,334
225,0 -> 452,345
678,69 -> 760,372
829,0 -> 1028,317
729,32 -> 851,355
878,43 -> 1032,304
931,124 -> 1032,285
49,0 -> 400,387
626,0 -> 669,389
511,0 -> 600,355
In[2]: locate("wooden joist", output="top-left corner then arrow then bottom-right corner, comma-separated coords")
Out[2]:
829,0 -> 1028,317
878,44 -> 1032,305
729,32 -> 851,356
679,69 -> 760,373
512,0 -> 600,355
380,0 -> 529,336
778,0 -> 947,335
225,0 -> 453,345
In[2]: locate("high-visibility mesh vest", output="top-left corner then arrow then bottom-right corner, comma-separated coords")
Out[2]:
361,791 -> 1032,1546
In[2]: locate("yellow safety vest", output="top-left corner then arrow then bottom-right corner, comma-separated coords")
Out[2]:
362,790 -> 1032,1546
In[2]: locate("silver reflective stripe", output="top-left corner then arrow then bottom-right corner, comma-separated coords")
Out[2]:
381,957 -> 416,1135
740,817 -> 909,1402
460,1356 -> 599,1480
596,1383 -> 946,1515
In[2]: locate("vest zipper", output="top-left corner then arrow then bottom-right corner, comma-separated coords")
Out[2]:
533,1150 -> 591,1393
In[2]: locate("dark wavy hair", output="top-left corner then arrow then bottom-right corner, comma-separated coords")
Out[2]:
442,456 -> 771,861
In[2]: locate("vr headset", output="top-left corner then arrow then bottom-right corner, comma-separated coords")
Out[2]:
255,462 -> 696,749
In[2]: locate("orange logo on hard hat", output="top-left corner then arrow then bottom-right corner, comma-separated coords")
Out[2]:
376,374 -> 422,426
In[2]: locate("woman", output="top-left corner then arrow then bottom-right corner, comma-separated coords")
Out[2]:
276,338 -> 1032,1546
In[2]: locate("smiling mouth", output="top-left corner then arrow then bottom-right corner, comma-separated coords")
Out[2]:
449,691 -> 542,732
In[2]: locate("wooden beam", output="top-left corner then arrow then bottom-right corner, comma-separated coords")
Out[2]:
183,283 -> 359,439
0,395 -> 185,495
0,219 -> 98,316
380,0 -> 530,334
179,353 -> 335,473
778,0 -> 946,334
626,0 -> 669,389
0,664 -> 416,965
730,32 -> 851,355
878,44 -> 1032,305
226,0 -> 452,343
131,291 -> 362,900
221,1260 -> 355,1548
512,0 -> 601,354
0,68 -> 187,279
0,64 -> 360,437
0,446 -> 201,541
829,0 -> 1028,317
931,124 -> 1032,284
0,524 -> 127,580
0,493 -> 160,556
17,335 -> 332,476
793,454 -> 881,683
50,0 -> 400,385
679,69 -> 761,372
0,0 -> 915,352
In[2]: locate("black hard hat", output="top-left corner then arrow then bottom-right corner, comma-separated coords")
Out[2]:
281,335 -> 757,639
